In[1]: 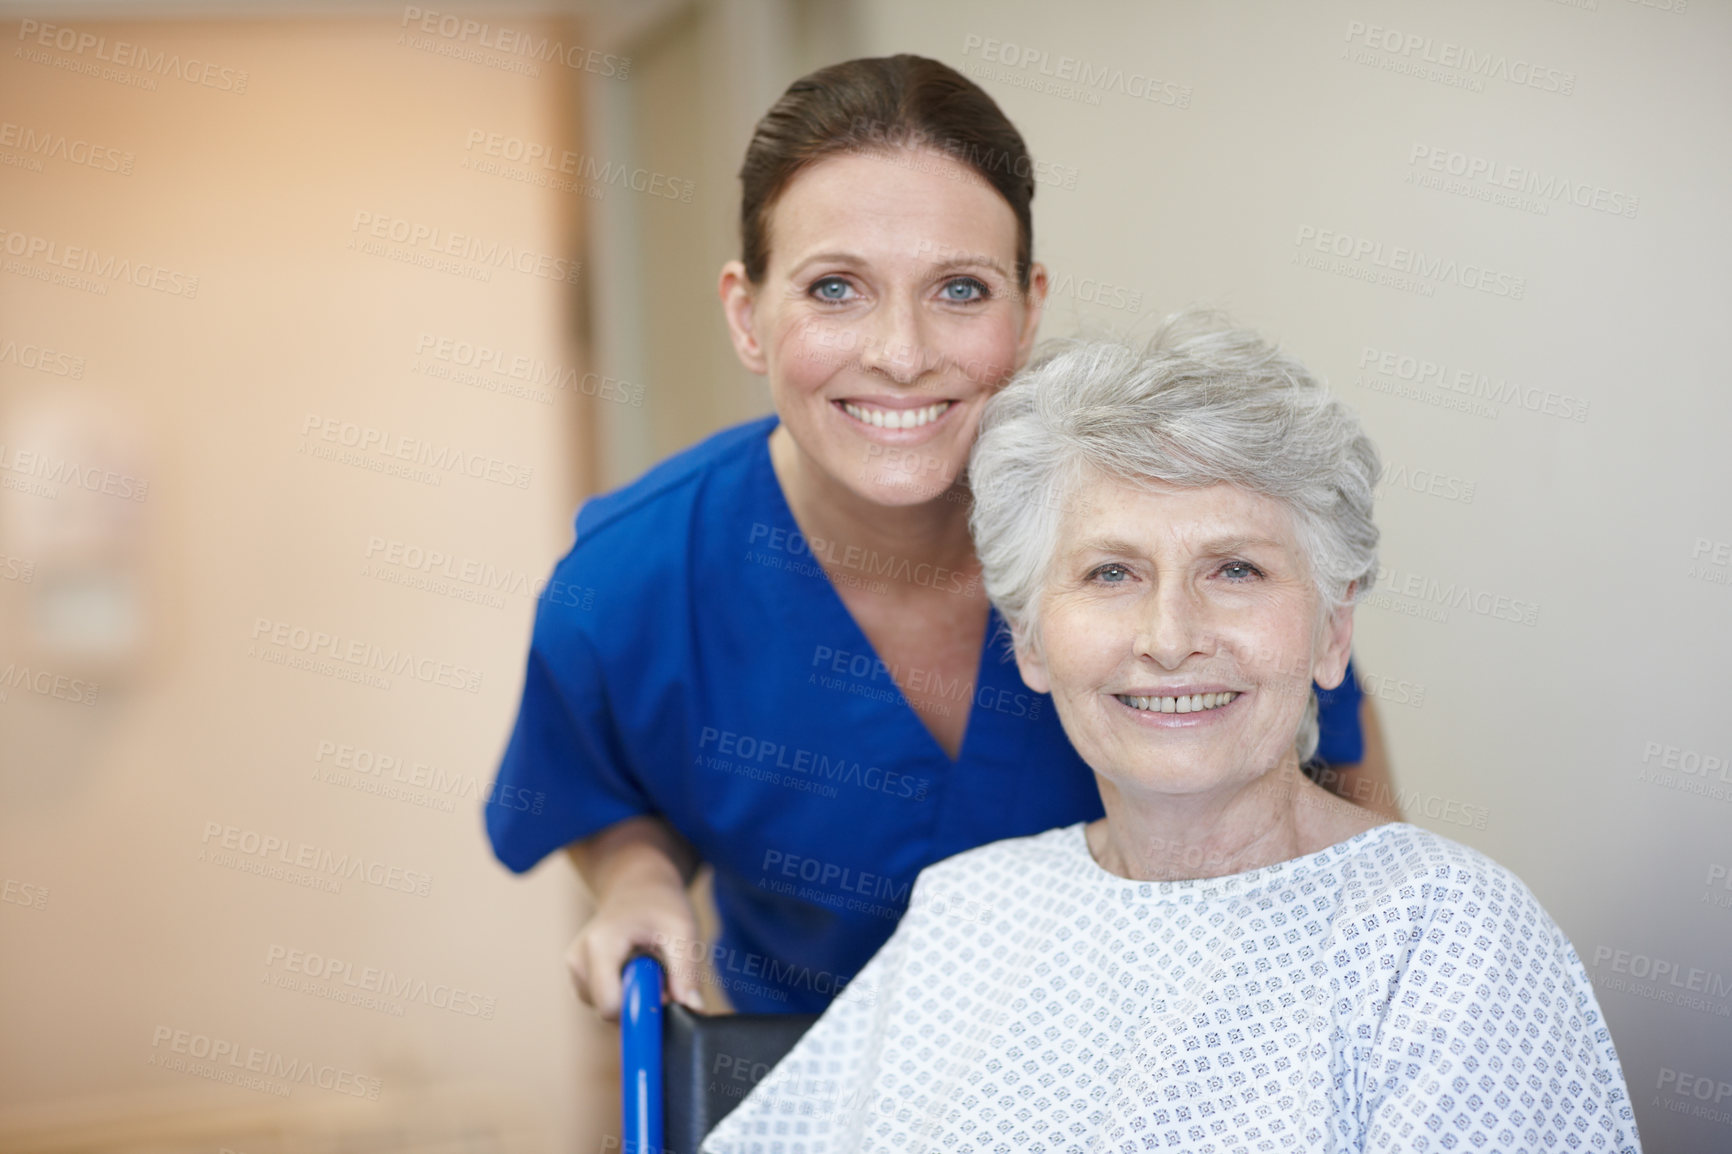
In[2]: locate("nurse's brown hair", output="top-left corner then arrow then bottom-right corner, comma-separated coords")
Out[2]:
738,54 -> 1036,290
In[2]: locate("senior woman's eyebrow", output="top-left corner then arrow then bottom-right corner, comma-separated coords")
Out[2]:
1069,533 -> 1283,559
1065,535 -> 1145,561
1194,534 -> 1285,557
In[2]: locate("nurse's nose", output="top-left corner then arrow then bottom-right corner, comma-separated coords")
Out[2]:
858,293 -> 929,386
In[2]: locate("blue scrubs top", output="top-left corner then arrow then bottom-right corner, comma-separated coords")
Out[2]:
487,416 -> 1365,1013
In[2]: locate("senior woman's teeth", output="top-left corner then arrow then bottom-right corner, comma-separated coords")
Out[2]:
842,401 -> 951,429
1117,692 -> 1239,714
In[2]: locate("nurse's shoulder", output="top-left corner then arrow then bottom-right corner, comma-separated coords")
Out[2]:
538,415 -> 779,623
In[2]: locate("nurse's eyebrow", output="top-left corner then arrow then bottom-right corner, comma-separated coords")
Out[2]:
925,254 -> 1011,279
789,250 -> 1011,279
791,250 -> 869,272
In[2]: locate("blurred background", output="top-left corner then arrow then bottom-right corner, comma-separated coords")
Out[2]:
0,1 -> 1727,1152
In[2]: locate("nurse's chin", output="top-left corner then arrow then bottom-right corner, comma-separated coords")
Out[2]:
850,465 -> 968,509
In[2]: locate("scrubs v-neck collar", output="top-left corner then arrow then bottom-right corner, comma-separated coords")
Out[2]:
750,422 -> 1002,769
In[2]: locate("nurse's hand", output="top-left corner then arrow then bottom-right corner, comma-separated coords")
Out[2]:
564,816 -> 708,1020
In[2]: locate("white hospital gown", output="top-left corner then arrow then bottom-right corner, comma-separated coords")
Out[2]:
700,821 -> 1639,1154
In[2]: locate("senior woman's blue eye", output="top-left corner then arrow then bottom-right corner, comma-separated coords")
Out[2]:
1220,561 -> 1262,581
941,277 -> 988,303
1089,563 -> 1132,583
810,276 -> 854,302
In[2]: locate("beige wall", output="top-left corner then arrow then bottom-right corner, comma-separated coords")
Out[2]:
586,0 -> 858,486
845,3 -> 1727,1151
0,14 -> 611,1153
5,2 -> 1729,1152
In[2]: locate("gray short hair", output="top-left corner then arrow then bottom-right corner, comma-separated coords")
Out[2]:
967,313 -> 1382,761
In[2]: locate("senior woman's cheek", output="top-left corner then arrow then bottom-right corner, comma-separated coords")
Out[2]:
1061,602 -> 1188,778
1243,620 -> 1327,766
1195,622 -> 1283,750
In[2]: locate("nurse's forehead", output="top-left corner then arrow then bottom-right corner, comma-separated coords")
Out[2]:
767,151 -> 1017,264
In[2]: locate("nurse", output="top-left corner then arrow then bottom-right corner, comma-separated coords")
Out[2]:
485,54 -> 1395,1018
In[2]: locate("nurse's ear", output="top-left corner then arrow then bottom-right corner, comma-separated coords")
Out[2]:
1012,261 -> 1050,372
1011,621 -> 1052,696
719,260 -> 767,375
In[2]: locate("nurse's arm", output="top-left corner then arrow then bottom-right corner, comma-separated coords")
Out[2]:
1314,697 -> 1403,821
563,815 -> 706,1019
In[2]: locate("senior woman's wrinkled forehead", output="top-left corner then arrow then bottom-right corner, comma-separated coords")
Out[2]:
967,312 -> 1382,644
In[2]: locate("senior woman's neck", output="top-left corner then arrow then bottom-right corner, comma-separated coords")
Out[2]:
1086,760 -> 1386,883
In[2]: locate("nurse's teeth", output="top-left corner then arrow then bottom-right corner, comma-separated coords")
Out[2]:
1117,692 -> 1239,714
842,401 -> 951,429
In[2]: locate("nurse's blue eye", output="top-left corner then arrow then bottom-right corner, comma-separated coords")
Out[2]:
941,277 -> 988,303
810,276 -> 854,302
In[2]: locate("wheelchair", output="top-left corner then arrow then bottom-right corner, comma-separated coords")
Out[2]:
619,954 -> 819,1153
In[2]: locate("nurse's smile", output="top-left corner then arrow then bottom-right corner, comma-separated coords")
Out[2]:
834,396 -> 956,439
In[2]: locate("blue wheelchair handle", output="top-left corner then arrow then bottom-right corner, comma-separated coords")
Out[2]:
620,952 -> 665,1154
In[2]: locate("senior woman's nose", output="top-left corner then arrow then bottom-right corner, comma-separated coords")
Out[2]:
857,293 -> 931,385
1131,579 -> 1213,669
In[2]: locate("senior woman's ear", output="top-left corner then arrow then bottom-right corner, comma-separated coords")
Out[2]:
1010,627 -> 1052,695
717,260 -> 768,375
1310,584 -> 1357,691
1012,262 -> 1050,371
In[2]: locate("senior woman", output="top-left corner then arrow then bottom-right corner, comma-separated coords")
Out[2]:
701,317 -> 1639,1153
